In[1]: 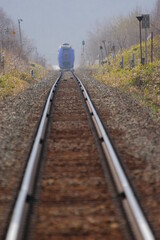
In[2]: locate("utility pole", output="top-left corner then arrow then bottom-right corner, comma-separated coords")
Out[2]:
18,19 -> 23,54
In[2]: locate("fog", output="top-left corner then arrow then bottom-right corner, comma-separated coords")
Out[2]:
0,0 -> 156,65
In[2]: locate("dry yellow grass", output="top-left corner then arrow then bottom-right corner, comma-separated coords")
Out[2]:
0,51 -> 48,100
90,58 -> 160,117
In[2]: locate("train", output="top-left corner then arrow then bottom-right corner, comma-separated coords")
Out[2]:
58,43 -> 75,71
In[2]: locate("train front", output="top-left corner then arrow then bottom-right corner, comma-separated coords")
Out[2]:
58,43 -> 75,71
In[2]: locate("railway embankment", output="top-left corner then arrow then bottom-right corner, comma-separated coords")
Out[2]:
0,51 -> 50,100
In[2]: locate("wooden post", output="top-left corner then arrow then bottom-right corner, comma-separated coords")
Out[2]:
151,32 -> 153,63
2,53 -> 5,75
132,53 -> 135,68
145,28 -> 147,64
120,56 -> 123,68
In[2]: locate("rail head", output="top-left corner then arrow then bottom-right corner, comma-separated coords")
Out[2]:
73,72 -> 155,240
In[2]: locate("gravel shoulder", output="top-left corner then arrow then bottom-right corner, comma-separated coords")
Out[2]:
0,71 -> 59,239
76,69 -> 160,238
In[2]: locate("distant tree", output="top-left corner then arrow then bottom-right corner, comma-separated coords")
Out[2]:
155,0 -> 160,21
0,7 -> 46,67
151,0 -> 160,34
0,8 -> 12,49
85,8 -> 143,64
85,22 -> 112,64
111,9 -> 141,51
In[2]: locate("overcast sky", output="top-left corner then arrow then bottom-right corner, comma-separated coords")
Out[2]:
0,0 -> 157,66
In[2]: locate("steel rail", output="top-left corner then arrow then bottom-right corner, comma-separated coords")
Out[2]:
73,72 -> 155,240
5,73 -> 62,240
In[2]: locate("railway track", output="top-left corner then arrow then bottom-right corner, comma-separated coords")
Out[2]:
5,71 -> 155,240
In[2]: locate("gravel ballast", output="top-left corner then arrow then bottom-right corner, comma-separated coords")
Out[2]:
77,69 -> 160,238
0,71 -> 59,239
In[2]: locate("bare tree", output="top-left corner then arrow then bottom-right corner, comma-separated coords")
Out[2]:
85,7 -> 144,63
0,7 -> 47,67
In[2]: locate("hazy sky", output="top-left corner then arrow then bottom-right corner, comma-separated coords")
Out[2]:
0,0 -> 157,66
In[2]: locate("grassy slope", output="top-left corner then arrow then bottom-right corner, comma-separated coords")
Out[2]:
90,35 -> 160,118
0,52 -> 48,99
